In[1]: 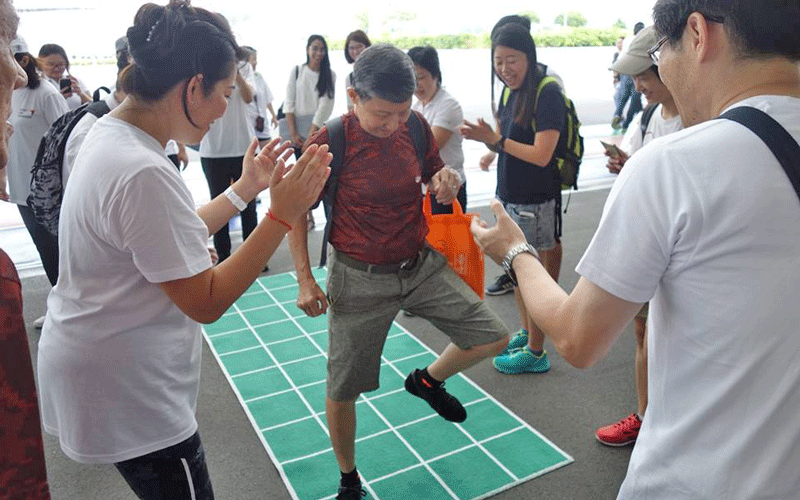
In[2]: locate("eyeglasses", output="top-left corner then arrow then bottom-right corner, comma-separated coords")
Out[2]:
648,35 -> 669,63
648,13 -> 725,63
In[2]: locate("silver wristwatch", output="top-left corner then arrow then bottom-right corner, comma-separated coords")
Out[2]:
501,243 -> 540,287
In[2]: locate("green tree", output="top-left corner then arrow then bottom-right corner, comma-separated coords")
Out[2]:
518,10 -> 540,24
355,9 -> 369,31
554,11 -> 588,28
613,18 -> 627,29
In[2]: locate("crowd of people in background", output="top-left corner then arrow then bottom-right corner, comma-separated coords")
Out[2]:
1,0 -> 799,499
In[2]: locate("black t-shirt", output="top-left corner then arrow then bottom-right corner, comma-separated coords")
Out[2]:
496,82 -> 566,204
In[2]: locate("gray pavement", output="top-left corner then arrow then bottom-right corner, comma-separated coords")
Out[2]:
11,115 -> 637,499
17,190 -> 639,500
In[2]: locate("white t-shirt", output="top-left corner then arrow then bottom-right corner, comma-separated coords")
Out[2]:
283,64 -> 336,129
38,116 -> 212,464
412,87 -> 465,184
199,61 -> 257,158
45,75 -> 90,110
576,95 -> 800,499
249,70 -> 274,140
6,82 -> 69,205
63,91 -> 121,185
619,103 -> 683,156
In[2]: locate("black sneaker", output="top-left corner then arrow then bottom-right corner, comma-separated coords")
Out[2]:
486,274 -> 514,295
336,485 -> 366,500
404,369 -> 466,423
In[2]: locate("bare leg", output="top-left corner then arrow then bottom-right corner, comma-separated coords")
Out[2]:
634,317 -> 648,417
326,397 -> 357,473
524,243 -> 562,351
427,337 -> 508,382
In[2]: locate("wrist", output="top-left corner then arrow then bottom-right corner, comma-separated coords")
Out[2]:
267,209 -> 293,231
493,135 -> 506,152
231,179 -> 258,204
501,243 -> 540,287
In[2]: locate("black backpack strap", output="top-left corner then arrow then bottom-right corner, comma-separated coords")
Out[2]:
640,103 -> 659,141
719,106 -> 800,204
86,99 -> 111,118
318,116 -> 345,267
408,110 -> 427,169
92,86 -> 111,102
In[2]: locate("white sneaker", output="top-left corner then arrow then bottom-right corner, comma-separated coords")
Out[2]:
33,315 -> 46,329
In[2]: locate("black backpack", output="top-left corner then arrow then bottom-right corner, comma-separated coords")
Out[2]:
26,100 -> 111,237
317,111 -> 427,267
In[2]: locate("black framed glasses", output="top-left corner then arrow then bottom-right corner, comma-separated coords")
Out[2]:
649,13 -> 725,63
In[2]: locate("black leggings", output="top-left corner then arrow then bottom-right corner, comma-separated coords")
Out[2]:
114,431 -> 214,500
200,156 -> 257,262
17,204 -> 59,286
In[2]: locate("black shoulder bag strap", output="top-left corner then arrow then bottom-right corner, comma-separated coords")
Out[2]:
640,103 -> 659,142
318,116 -> 345,268
317,112 -> 427,268
719,106 -> 800,204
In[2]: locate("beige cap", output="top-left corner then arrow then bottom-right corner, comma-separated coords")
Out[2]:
11,36 -> 28,55
610,26 -> 659,76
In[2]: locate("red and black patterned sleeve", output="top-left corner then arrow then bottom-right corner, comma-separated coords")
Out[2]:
0,249 -> 51,500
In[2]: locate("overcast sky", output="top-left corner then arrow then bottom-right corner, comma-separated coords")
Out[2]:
15,0 -> 658,58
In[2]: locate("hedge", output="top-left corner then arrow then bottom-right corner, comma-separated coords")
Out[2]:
328,28 -> 625,50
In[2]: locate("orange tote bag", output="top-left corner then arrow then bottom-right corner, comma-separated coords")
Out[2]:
424,195 -> 485,299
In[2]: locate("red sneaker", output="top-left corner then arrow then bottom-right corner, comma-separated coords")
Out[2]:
595,413 -> 641,447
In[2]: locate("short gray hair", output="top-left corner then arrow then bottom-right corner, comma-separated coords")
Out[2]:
352,43 -> 416,103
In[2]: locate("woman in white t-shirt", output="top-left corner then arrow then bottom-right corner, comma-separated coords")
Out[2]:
408,45 -> 466,214
5,40 -> 69,286
199,50 -> 259,263
241,46 -> 277,147
37,43 -> 91,110
36,2 -> 331,499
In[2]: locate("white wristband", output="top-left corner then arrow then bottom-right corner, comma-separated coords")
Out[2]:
224,185 -> 247,211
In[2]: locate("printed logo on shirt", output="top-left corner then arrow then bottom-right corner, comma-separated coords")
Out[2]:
17,108 -> 34,118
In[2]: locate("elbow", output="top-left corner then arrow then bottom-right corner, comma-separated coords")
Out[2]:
185,303 -> 227,325
554,335 -> 598,370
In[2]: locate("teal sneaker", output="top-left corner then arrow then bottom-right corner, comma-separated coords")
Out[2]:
500,330 -> 529,356
493,347 -> 550,374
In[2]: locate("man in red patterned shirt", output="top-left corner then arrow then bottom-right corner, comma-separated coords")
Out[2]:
288,44 -> 509,500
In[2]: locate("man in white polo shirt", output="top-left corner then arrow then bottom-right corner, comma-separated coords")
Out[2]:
473,0 -> 800,497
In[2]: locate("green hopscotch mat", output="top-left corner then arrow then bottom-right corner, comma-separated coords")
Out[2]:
202,269 -> 573,500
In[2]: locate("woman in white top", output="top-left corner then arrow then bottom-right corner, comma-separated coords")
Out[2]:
343,30 -> 371,111
37,43 -> 90,110
283,34 -> 335,152
283,34 -> 335,230
408,45 -> 466,214
242,46 -> 277,147
5,38 -> 69,286
37,2 -> 331,498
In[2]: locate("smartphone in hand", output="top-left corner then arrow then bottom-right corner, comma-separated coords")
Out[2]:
59,78 -> 72,92
600,140 -> 623,159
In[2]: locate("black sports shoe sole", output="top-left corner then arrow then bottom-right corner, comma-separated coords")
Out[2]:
404,370 -> 467,423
